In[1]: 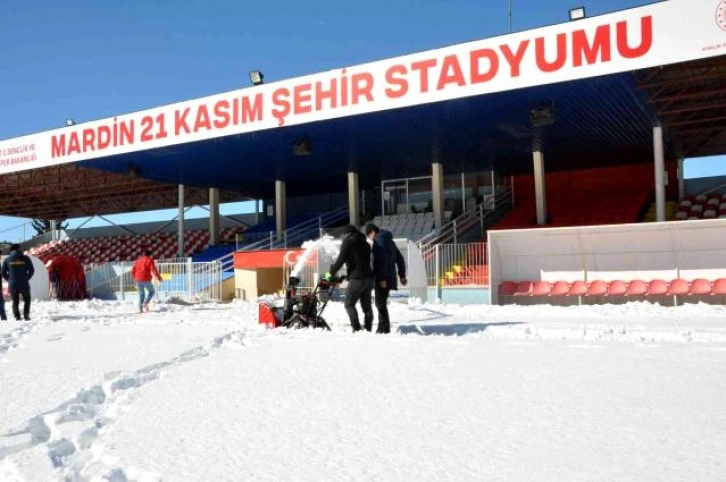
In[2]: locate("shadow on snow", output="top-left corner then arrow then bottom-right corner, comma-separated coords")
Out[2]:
397,321 -> 525,336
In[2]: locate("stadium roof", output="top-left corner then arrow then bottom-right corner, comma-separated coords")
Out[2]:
0,0 -> 724,220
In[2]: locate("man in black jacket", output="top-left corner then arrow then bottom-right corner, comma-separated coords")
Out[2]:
365,223 -> 407,334
1,244 -> 35,321
0,269 -> 6,321
326,224 -> 378,332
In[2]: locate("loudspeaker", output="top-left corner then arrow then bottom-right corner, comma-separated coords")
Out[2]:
293,139 -> 312,156
127,163 -> 142,177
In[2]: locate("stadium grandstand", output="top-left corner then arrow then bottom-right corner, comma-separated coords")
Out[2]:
0,0 -> 725,305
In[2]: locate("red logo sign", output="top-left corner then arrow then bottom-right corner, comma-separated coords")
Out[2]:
718,0 -> 726,31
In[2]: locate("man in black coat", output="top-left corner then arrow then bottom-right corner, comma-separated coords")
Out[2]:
365,223 -> 407,334
326,224 -> 379,332
1,244 -> 35,321
0,267 -> 6,321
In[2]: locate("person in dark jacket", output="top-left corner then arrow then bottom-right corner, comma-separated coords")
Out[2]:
365,223 -> 407,334
1,244 -> 35,321
0,268 -> 6,321
326,224 -> 378,332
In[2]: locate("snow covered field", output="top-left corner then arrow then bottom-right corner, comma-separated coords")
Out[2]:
1,298 -> 725,481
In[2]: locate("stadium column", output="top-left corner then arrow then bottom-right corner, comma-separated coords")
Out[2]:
178,184 -> 185,257
209,188 -> 219,246
653,126 -> 666,222
275,180 -> 287,241
348,171 -> 359,227
432,162 -> 445,229
533,151 -> 547,225
677,156 -> 685,201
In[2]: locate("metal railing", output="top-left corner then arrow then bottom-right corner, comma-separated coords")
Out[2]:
419,186 -> 512,255
426,242 -> 488,288
238,206 -> 349,251
86,259 -> 223,302
215,251 -> 235,273
414,188 -> 512,290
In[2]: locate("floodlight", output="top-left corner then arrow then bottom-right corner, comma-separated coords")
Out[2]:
569,6 -> 586,21
249,70 -> 264,86
65,118 -> 75,126
530,105 -> 556,127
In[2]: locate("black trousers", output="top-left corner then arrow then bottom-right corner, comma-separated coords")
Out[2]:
344,278 -> 373,332
11,289 -> 31,321
374,285 -> 392,333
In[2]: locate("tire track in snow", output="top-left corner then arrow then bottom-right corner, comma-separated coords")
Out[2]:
0,329 -> 247,481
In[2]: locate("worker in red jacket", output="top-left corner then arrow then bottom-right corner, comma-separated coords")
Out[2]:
131,249 -> 162,313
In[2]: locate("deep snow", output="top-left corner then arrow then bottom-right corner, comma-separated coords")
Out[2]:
1,298 -> 725,481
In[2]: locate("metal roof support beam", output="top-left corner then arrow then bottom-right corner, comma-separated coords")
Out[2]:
149,205 -> 195,235
275,180 -> 287,242
652,86 -> 726,104
660,101 -> 726,116
196,203 -> 249,228
178,184 -> 185,258
97,215 -> 139,236
668,115 -> 726,127
637,65 -> 716,89
348,171 -> 359,228
686,130 -> 726,157
533,151 -> 547,226
65,215 -> 98,240
209,188 -> 219,246
653,126 -> 666,222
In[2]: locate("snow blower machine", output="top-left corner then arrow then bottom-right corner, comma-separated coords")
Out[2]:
258,275 -> 343,330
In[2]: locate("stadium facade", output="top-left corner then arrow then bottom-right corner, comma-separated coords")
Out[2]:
0,0 -> 725,305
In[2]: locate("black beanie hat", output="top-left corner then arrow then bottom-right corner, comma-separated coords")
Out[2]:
364,223 -> 379,235
343,224 -> 359,235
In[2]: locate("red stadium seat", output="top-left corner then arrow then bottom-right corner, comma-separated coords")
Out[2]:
667,278 -> 689,296
646,279 -> 669,296
568,281 -> 588,296
606,280 -> 627,296
532,281 -> 552,296
514,281 -> 534,296
689,278 -> 712,295
625,280 -> 648,296
550,281 -> 570,296
498,281 -> 517,296
587,280 -> 608,296
712,279 -> 726,295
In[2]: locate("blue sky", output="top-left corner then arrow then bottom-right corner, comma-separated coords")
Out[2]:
0,0 -> 723,242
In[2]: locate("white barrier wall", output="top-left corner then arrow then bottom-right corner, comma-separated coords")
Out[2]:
402,240 -> 427,303
488,219 -> 726,304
